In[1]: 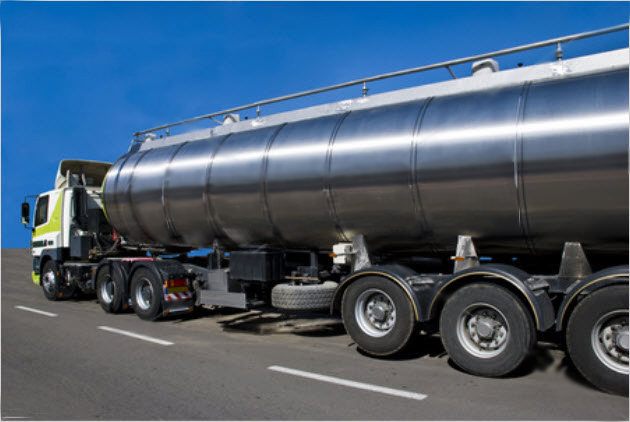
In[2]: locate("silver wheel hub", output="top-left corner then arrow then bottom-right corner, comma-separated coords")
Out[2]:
475,317 -> 499,339
457,304 -> 509,358
100,277 -> 116,304
592,311 -> 628,374
135,279 -> 154,311
372,304 -> 387,321
355,288 -> 397,338
42,270 -> 56,293
616,328 -> 629,352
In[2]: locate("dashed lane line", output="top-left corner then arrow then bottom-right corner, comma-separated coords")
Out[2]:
268,365 -> 427,401
98,326 -> 174,346
15,306 -> 57,317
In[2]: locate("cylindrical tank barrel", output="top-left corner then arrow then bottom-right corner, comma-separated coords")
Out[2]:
102,68 -> 629,256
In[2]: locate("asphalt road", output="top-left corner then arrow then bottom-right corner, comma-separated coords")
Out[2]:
2,248 -> 628,420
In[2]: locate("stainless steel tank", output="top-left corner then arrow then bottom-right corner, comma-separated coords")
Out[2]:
102,61 -> 629,256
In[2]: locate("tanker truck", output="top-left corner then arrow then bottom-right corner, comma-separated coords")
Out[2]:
21,25 -> 629,395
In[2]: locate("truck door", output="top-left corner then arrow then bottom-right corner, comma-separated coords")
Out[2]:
31,191 -> 62,257
31,195 -> 49,254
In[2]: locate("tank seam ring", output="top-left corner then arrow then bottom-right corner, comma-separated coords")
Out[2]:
558,273 -> 628,327
107,154 -> 133,235
162,142 -> 189,243
260,123 -> 289,247
410,97 -> 438,253
334,271 -> 419,320
428,272 -> 540,329
514,81 -> 536,254
203,134 -> 234,245
324,111 -> 352,242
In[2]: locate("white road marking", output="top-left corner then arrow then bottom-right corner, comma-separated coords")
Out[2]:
3,417 -> 30,419
15,306 -> 57,317
268,365 -> 427,401
98,326 -> 174,346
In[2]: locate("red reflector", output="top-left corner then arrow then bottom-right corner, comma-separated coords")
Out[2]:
165,278 -> 188,287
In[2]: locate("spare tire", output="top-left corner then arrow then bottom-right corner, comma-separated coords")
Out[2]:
272,281 -> 338,311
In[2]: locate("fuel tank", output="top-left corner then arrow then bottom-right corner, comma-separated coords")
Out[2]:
102,50 -> 629,257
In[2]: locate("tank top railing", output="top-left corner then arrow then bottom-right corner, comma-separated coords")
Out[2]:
132,23 -> 628,140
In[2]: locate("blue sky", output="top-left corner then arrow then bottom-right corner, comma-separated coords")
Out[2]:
2,1 -> 628,248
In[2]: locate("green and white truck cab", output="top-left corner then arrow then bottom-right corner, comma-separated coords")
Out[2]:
23,160 -> 112,296
21,159 -> 196,316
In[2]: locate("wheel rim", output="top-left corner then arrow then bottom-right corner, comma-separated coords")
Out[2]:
42,270 -> 56,294
135,278 -> 154,311
100,276 -> 116,304
591,310 -> 629,374
456,303 -> 509,359
354,288 -> 397,337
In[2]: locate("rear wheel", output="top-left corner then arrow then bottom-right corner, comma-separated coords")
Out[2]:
341,276 -> 416,356
130,268 -> 163,321
566,285 -> 629,395
96,266 -> 124,313
440,283 -> 535,377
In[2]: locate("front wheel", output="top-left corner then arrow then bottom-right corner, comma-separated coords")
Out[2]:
130,268 -> 163,321
566,285 -> 628,396
341,276 -> 416,356
439,283 -> 535,377
41,260 -> 75,301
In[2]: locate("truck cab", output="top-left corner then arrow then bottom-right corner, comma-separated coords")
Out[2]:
23,160 -> 112,288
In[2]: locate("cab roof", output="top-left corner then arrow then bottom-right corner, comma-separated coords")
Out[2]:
55,159 -> 112,189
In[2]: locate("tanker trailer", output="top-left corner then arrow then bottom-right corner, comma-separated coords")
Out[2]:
22,25 -> 629,395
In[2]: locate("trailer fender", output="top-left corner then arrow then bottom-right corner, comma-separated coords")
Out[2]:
330,265 -> 421,321
127,261 -> 168,310
128,261 -> 169,287
555,265 -> 629,331
426,264 -> 554,331
126,259 -> 189,284
127,259 -> 193,313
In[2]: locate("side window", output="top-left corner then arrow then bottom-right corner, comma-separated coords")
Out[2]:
34,195 -> 49,227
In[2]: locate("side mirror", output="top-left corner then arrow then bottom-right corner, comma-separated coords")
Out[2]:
21,202 -> 30,225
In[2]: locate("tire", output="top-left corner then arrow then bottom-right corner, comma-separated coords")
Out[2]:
96,266 -> 124,314
130,268 -> 163,321
41,260 -> 76,301
566,285 -> 628,396
341,276 -> 416,357
439,283 -> 535,377
271,281 -> 338,311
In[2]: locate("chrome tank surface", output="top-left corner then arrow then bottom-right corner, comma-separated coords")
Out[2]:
103,67 -> 629,256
